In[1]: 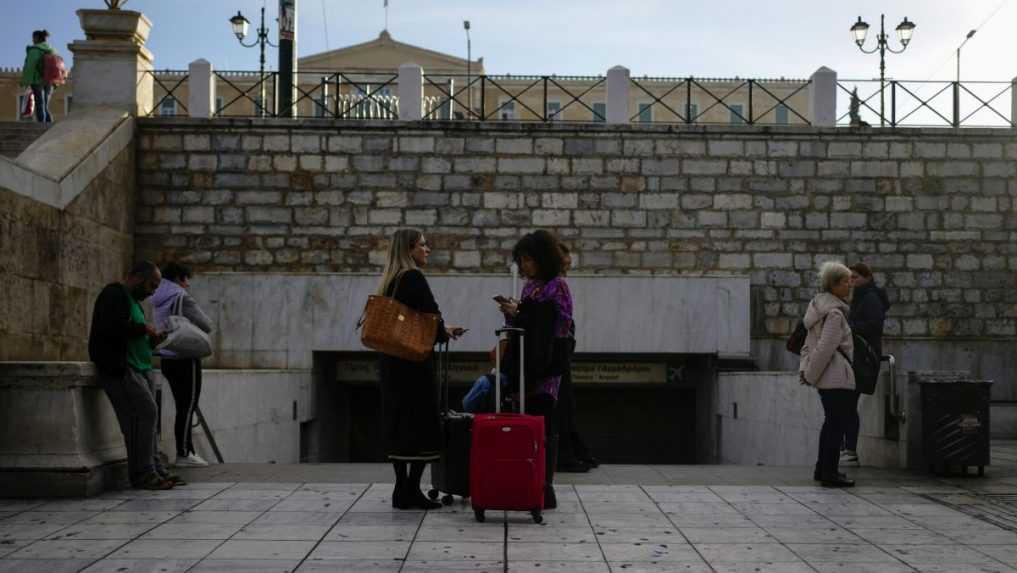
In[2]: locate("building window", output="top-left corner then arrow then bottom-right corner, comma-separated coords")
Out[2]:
159,97 -> 177,117
685,103 -> 699,123
592,102 -> 606,122
546,100 -> 561,121
64,95 -> 73,116
498,98 -> 515,120
775,104 -> 789,125
729,103 -> 745,125
638,102 -> 652,123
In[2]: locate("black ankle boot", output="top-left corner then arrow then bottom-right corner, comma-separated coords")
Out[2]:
544,484 -> 557,510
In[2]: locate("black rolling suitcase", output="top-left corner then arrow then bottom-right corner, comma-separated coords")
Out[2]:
428,341 -> 472,505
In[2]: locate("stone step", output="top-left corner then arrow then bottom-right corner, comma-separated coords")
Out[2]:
0,122 -> 47,159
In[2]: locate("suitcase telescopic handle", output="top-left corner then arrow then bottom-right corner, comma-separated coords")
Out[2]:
494,327 -> 526,414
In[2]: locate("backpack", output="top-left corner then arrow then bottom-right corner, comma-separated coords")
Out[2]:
41,53 -> 68,86
786,319 -> 807,355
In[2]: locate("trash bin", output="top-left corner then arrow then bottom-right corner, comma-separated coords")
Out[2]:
918,373 -> 992,476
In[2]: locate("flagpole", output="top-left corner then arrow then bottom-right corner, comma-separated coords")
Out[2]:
384,0 -> 389,30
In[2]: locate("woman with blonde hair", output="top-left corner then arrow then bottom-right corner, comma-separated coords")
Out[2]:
799,261 -> 856,488
376,229 -> 465,509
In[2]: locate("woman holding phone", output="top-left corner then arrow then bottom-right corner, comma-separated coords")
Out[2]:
496,230 -> 573,509
376,228 -> 466,509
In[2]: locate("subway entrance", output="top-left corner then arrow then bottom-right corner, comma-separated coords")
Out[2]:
306,352 -> 716,464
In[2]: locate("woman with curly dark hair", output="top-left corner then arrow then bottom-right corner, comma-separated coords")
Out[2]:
496,230 -> 573,509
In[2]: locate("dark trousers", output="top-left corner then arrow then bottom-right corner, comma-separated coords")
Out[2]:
555,369 -> 591,464
817,389 -> 856,478
525,393 -> 558,489
844,390 -> 862,452
98,368 -> 165,483
161,358 -> 203,457
31,84 -> 52,124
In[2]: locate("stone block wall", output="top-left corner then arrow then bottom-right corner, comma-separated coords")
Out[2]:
0,146 -> 135,361
134,119 -> 1017,345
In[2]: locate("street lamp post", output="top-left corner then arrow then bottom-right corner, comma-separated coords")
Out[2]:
464,20 -> 472,117
957,29 -> 976,84
850,14 -> 916,127
230,6 -> 277,117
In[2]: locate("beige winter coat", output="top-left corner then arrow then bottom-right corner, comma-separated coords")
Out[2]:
798,292 -> 855,390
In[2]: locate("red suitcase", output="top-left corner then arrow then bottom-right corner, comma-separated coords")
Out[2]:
470,327 -> 545,524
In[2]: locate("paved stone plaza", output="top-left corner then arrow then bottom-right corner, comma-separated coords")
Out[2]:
1,444 -> 1016,573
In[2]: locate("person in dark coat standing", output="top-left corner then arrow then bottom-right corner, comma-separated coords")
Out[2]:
841,262 -> 891,467
376,228 -> 465,510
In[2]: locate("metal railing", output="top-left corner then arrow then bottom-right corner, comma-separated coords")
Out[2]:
837,79 -> 1015,128
146,70 -> 189,117
629,76 -> 812,125
420,73 -> 608,122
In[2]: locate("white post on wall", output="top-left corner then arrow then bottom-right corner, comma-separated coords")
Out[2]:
809,66 -> 837,127
188,59 -> 215,119
606,65 -> 631,124
1012,76 -> 1017,127
398,63 -> 423,121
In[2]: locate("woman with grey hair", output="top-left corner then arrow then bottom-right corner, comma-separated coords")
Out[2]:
799,261 -> 856,488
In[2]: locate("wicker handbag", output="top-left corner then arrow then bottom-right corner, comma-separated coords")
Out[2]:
357,274 -> 440,362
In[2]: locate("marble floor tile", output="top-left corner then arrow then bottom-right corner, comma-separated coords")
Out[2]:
588,514 -> 673,529
0,501 -> 44,512
0,522 -> 72,540
730,502 -> 817,516
80,558 -> 200,572
666,514 -> 757,528
7,538 -> 126,559
678,526 -> 774,543
604,563 -> 712,573
0,538 -> 35,558
414,525 -> 506,542
295,559 -> 401,573
0,559 -> 95,573
644,491 -> 725,503
947,530 -> 1017,545
885,504 -> 970,518
599,541 -> 701,562
308,540 -> 412,561
851,528 -> 955,545
109,539 -> 220,559
508,526 -> 596,543
83,511 -> 180,524
233,524 -> 331,541
969,545 -> 1017,566
508,562 -> 611,572
207,540 -> 316,560
142,522 -> 246,540
325,524 -> 419,541
167,510 -> 262,524
762,526 -> 865,544
581,502 -> 660,514
191,498 -> 279,512
694,542 -> 803,563
269,498 -> 354,513
47,522 -> 155,540
211,489 -> 293,500
230,483 -> 302,491
826,515 -> 923,529
808,564 -> 917,573
879,544 -> 1004,566
805,503 -> 893,517
506,542 -> 603,562
409,541 -> 506,561
4,511 -> 101,525
710,564 -> 816,573
341,512 -> 423,526
189,559 -> 300,572
744,514 -> 836,528
592,526 -> 682,544
657,502 -> 738,515
786,543 -> 899,563
33,499 -> 126,512
399,560 -> 503,573
114,499 -> 205,512
910,565 -> 1017,573
575,491 -> 653,504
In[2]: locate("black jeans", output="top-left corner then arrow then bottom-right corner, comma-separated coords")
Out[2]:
843,390 -> 862,452
160,358 -> 203,457
817,389 -> 855,478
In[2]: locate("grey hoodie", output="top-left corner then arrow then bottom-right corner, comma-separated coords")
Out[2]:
150,280 -> 213,358
798,292 -> 855,390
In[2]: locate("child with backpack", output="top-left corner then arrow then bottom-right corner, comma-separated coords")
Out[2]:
20,30 -> 68,125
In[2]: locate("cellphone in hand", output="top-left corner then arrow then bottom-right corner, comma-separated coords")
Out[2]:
493,295 -> 510,303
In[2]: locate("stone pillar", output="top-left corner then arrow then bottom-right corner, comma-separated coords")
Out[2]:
68,9 -> 154,116
188,59 -> 215,119
398,63 -> 423,121
0,362 -> 127,497
606,65 -> 630,124
808,66 -> 837,127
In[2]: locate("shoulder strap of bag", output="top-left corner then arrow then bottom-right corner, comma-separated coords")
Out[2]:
356,270 -> 410,331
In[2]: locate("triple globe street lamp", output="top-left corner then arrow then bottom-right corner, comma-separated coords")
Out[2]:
230,6 -> 278,117
850,14 -> 916,127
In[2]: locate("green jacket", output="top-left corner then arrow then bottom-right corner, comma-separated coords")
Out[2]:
20,42 -> 53,87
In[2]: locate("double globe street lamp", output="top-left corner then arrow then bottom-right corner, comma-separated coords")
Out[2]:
230,6 -> 277,117
850,14 -> 916,127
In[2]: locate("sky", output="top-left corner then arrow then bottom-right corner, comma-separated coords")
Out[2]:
2,0 -> 1014,83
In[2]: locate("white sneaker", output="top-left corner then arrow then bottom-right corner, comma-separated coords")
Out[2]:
175,452 -> 209,467
840,450 -> 860,467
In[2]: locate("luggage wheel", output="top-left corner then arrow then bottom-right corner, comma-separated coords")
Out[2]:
427,489 -> 439,501
441,494 -> 454,505
474,509 -> 485,522
531,509 -> 543,524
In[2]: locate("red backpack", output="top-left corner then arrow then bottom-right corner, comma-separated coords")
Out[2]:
41,52 -> 68,86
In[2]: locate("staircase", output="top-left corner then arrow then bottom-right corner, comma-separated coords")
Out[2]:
0,122 -> 47,159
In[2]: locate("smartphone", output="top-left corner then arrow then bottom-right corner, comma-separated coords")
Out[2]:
493,295 -> 510,303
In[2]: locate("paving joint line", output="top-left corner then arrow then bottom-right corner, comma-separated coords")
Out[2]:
286,481 -> 371,573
